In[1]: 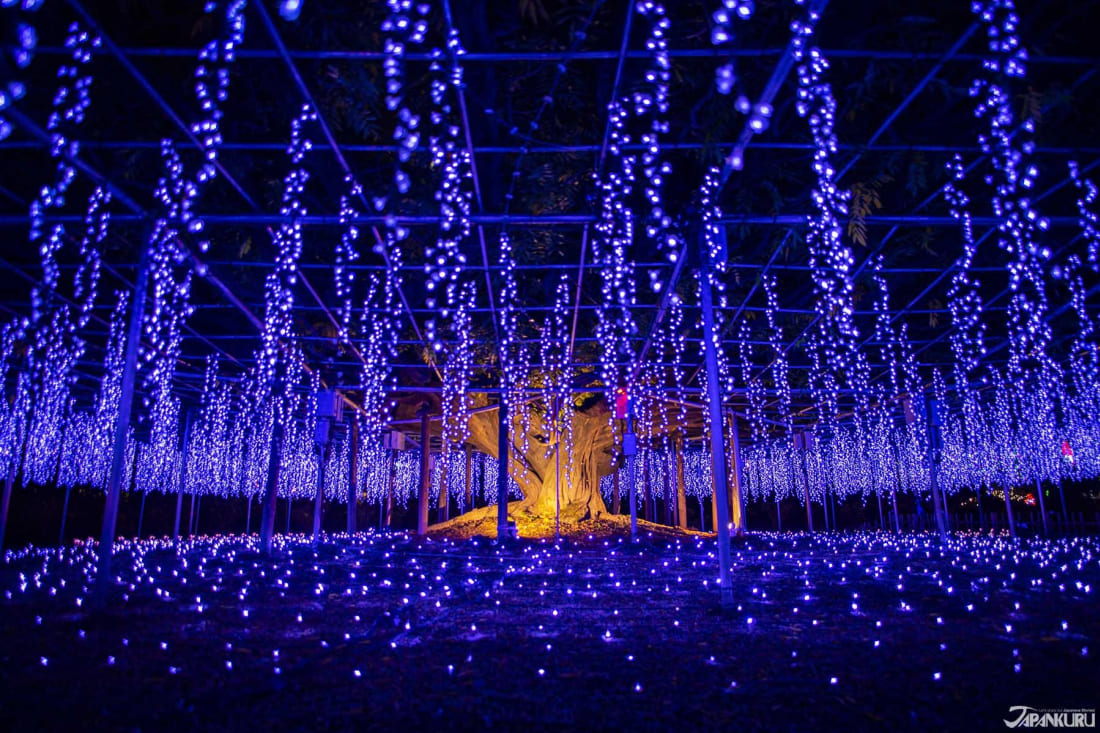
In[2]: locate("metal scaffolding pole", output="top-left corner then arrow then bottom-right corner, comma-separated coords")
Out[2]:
260,409 -> 284,556
347,418 -> 359,535
417,403 -> 431,537
94,241 -> 150,604
699,231 -> 734,607
496,398 -> 509,540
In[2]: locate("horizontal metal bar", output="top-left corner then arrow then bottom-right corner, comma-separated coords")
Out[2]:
3,139 -> 1098,156
0,214 -> 1082,228
18,44 -> 1100,65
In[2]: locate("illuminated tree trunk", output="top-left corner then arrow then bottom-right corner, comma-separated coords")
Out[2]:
466,405 -> 609,524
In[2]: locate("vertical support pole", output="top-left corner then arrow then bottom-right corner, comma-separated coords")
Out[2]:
189,493 -> 198,536
625,414 -> 638,542
799,433 -> 814,532
877,492 -> 885,531
347,418 -> 359,535
496,397 -> 509,539
464,444 -> 473,513
260,412 -> 284,556
554,429 -> 561,541
776,496 -> 782,532
136,491 -> 147,539
726,410 -> 745,536
58,486 -> 72,546
698,230 -> 733,607
926,397 -> 948,544
710,484 -> 718,535
173,411 -> 192,543
675,434 -> 687,531
698,495 -> 705,532
662,450 -> 673,527
312,439 -> 329,544
439,448 -> 450,523
1034,479 -> 1048,536
1003,482 -> 1017,539
96,241 -> 150,603
385,450 -> 396,529
642,448 -> 653,523
612,465 -> 620,515
417,403 -> 431,537
891,446 -> 902,534
0,466 -> 13,552
1058,481 -> 1068,533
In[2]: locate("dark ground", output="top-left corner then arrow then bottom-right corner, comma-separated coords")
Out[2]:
0,527 -> 1096,732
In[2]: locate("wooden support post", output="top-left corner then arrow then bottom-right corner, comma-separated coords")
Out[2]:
417,403 -> 431,537
726,410 -> 745,536
675,435 -> 687,531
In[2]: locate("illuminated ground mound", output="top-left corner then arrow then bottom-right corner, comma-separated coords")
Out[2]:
427,502 -> 709,541
0,531 -> 1097,731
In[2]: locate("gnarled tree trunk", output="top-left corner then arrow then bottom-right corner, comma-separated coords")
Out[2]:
466,401 -> 611,522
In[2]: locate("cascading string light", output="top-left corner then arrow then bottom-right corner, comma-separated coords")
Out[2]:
1068,161 -> 1099,271
596,1 -> 681,407
792,0 -> 858,431
498,231 -> 532,455
0,0 -> 43,141
541,274 -> 576,478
